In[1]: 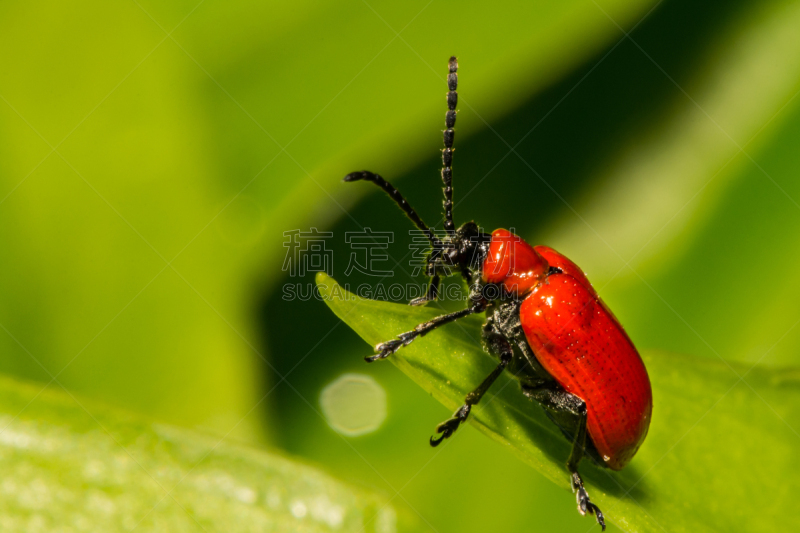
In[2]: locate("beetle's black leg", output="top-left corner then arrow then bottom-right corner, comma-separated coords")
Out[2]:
369,299 -> 486,362
523,383 -> 606,531
566,414 -> 605,530
430,330 -> 512,446
410,274 -> 440,306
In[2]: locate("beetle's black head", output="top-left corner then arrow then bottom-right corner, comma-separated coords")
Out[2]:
425,221 -> 491,280
342,57 -> 490,306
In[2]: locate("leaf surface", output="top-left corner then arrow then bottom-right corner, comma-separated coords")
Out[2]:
0,374 -> 412,533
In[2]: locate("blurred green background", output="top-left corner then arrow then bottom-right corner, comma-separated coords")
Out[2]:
2,0 -> 800,531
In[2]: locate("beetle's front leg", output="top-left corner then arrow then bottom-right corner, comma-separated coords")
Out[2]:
523,383 -> 606,531
369,283 -> 487,362
368,301 -> 485,362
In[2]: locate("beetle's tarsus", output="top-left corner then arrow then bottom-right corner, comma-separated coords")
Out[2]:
371,333 -> 417,361
429,405 -> 470,446
429,420 -> 457,447
571,472 -> 605,530
429,428 -> 449,446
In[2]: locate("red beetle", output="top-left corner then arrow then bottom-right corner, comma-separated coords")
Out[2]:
343,57 -> 652,530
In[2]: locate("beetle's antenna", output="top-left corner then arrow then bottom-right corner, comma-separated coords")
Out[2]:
343,170 -> 441,247
442,56 -> 457,236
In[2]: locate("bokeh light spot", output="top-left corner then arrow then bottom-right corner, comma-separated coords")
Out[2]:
320,374 -> 387,436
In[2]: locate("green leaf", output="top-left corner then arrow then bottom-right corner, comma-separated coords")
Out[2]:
0,373 -> 413,533
318,272 -> 800,533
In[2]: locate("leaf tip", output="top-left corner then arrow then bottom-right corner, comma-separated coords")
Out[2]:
315,271 -> 331,287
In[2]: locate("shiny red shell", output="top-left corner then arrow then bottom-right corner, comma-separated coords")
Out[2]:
482,229 -> 549,295
482,229 -> 652,470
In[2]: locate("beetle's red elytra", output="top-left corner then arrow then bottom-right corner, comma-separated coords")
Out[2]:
482,228 -> 652,470
521,244 -> 652,470
342,56 -> 652,531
